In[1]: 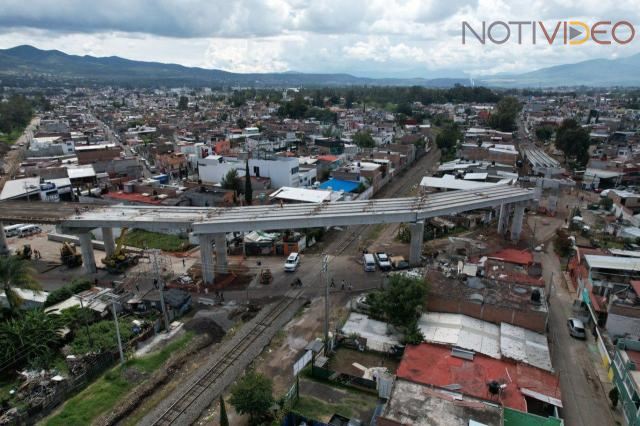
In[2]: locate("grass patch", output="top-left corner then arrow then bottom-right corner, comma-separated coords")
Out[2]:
121,229 -> 191,252
43,332 -> 193,426
293,393 -> 376,423
364,223 -> 386,243
0,129 -> 23,145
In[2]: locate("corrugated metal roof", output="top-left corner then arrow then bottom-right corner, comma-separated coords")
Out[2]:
584,254 -> 640,271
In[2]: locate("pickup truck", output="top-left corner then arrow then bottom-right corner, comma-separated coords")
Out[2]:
375,252 -> 392,271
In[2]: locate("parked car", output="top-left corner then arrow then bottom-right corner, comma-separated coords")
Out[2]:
284,252 -> 300,272
567,317 -> 586,339
390,255 -> 409,270
363,253 -> 376,272
375,252 -> 392,271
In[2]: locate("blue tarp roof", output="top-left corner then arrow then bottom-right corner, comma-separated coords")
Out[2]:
318,178 -> 360,192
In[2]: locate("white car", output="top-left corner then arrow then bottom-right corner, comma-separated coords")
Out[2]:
284,253 -> 300,272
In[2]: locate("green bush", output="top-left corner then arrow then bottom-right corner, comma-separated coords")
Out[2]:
44,279 -> 93,307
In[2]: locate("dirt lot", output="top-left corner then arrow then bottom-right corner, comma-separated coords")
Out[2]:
293,378 -> 379,424
328,347 -> 399,377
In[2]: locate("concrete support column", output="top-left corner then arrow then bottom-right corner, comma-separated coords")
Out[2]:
78,232 -> 97,274
510,203 -> 526,241
497,204 -> 508,234
0,223 -> 9,256
409,220 -> 425,266
214,233 -> 228,274
102,227 -> 116,258
199,234 -> 214,285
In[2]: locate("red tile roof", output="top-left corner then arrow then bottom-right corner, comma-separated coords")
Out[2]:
104,192 -> 164,205
488,249 -> 533,266
317,155 -> 339,162
397,343 -> 561,412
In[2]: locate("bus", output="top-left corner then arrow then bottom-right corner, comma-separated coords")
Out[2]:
4,224 -> 25,237
18,225 -> 41,238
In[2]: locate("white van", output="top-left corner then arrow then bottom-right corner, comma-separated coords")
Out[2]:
18,225 -> 41,238
4,224 -> 25,238
363,253 -> 376,272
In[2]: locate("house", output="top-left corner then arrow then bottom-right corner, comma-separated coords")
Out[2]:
198,155 -> 300,188
397,343 -> 562,419
612,339 -> 640,425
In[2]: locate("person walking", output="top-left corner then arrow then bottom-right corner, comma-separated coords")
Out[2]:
341,279 -> 345,290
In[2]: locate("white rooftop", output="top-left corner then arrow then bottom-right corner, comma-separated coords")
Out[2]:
0,177 -> 41,201
417,313 -> 553,371
500,322 -> 553,372
420,175 -> 512,191
340,312 -> 402,353
0,288 -> 48,306
418,312 -> 501,359
270,186 -> 332,203
584,254 -> 640,271
66,165 -> 96,179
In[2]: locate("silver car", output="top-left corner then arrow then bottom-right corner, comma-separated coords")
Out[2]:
567,318 -> 586,340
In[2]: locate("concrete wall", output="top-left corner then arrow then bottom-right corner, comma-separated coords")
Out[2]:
427,295 -> 547,333
607,312 -> 640,340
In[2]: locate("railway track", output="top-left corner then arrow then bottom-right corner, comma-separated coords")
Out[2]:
151,290 -> 303,425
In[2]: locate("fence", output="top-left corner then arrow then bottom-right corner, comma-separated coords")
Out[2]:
311,365 -> 378,393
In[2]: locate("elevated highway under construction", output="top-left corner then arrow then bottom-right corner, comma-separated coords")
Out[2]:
0,184 -> 536,283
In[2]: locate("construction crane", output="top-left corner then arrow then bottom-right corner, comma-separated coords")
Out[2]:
101,228 -> 140,273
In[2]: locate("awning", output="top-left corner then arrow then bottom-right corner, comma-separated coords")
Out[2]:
521,388 -> 563,408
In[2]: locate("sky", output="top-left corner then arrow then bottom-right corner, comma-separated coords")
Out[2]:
0,0 -> 638,78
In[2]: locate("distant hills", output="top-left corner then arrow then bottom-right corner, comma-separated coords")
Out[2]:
0,45 -> 639,88
0,45 -> 467,88
480,53 -> 640,87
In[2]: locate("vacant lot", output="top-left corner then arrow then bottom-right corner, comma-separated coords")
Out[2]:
122,229 -> 191,252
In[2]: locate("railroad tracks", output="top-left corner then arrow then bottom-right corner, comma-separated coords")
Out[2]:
150,290 -> 303,425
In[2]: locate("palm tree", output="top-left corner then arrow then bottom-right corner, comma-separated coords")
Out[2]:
0,256 -> 41,314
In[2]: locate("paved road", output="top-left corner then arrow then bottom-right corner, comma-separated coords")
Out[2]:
541,243 -> 614,426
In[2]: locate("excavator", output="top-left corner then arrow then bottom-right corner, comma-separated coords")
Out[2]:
101,228 -> 140,273
60,242 -> 82,268
16,245 -> 32,260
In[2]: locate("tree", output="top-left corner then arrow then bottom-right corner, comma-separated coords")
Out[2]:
229,371 -> 274,425
0,256 -> 41,314
367,275 -> 427,328
404,320 -> 424,345
220,395 -> 229,426
488,96 -> 521,132
221,169 -> 242,194
436,123 -> 462,159
535,126 -> 553,141
177,96 -> 188,110
244,160 -> 253,205
353,131 -> 376,148
236,117 -> 247,129
0,309 -> 62,371
555,119 -> 591,166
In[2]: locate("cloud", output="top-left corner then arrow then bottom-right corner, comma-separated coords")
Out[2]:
0,0 -> 638,77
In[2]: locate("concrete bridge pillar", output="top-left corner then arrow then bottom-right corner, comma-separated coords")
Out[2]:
409,220 -> 425,266
199,234 -> 214,285
510,203 -> 526,241
214,233 -> 228,274
497,203 -> 508,234
0,223 -> 9,256
102,227 -> 116,258
78,232 -> 97,274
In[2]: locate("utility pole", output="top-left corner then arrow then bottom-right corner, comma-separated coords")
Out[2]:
150,249 -> 171,332
111,299 -> 125,365
322,254 -> 330,355
79,297 -> 94,351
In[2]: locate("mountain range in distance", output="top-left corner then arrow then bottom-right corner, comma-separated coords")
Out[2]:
0,45 -> 639,88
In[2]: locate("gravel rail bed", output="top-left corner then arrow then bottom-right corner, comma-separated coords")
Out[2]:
140,293 -> 306,426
